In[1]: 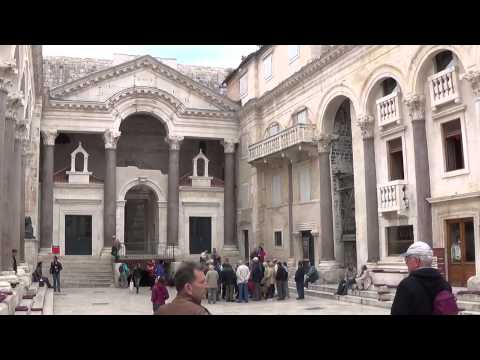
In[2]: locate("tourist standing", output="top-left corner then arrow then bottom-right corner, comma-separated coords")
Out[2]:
391,241 -> 459,315
111,235 -> 121,262
156,262 -> 210,315
12,249 -> 18,274
212,248 -> 221,268
251,257 -> 263,301
50,256 -> 63,293
118,262 -> 129,288
133,263 -> 143,294
236,260 -> 250,303
257,245 -> 266,264
206,265 -> 219,304
283,262 -> 290,298
151,277 -> 169,314
275,262 -> 288,300
220,261 -> 236,302
262,260 -> 274,299
294,261 -> 305,300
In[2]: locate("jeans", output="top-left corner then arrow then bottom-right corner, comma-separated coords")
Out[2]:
52,273 -> 61,292
296,281 -> 305,299
238,283 -> 248,302
208,288 -> 218,304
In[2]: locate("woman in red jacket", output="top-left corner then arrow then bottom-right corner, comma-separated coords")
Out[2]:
151,277 -> 170,314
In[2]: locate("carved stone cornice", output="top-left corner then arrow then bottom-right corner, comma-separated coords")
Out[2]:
357,115 -> 375,139
165,136 -> 184,151
240,45 -> 357,117
404,95 -> 426,122
316,134 -> 334,154
462,71 -> 480,98
41,129 -> 58,146
48,55 -> 240,112
221,139 -> 238,154
15,120 -> 29,142
6,92 -> 25,122
0,77 -> 13,94
103,129 -> 121,149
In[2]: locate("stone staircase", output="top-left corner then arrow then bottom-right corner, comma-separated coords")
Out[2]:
38,255 -> 114,288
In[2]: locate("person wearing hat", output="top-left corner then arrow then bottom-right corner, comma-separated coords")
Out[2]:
391,241 -> 454,315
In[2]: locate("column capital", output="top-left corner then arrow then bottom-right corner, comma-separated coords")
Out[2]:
41,129 -> 58,146
316,133 -> 334,153
103,129 -> 121,149
462,70 -> 480,98
356,114 -> 375,139
221,138 -> 238,154
404,94 -> 426,122
165,136 -> 184,150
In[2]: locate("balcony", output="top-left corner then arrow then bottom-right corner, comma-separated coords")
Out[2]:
376,90 -> 401,129
428,66 -> 461,111
248,123 -> 316,163
377,180 -> 409,215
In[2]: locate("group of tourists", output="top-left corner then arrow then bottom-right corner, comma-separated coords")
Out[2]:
31,255 -> 63,293
335,264 -> 373,296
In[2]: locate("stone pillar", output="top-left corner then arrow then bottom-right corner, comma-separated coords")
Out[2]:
0,76 -> 11,270
103,130 -> 120,250
288,160 -> 294,258
317,134 -> 335,262
12,136 -> 22,257
405,95 -> 432,246
40,130 -> 57,252
2,111 -> 15,269
20,146 -> 26,261
222,140 -> 236,247
166,136 -> 183,246
357,116 -> 380,262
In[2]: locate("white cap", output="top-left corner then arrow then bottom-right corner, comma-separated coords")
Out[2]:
402,241 -> 433,257
253,257 -> 259,262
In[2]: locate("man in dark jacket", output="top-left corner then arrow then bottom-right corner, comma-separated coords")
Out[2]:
391,241 -> 453,315
220,262 -> 236,302
50,256 -> 63,293
12,249 -> 18,274
251,257 -> 263,301
294,261 -> 305,300
275,262 -> 289,300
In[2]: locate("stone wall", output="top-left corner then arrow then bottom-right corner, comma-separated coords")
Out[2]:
43,56 -> 230,95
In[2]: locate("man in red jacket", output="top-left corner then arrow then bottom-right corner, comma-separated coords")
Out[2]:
151,277 -> 169,314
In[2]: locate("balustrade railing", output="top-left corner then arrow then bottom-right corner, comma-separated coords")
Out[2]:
376,90 -> 401,128
377,180 -> 408,214
428,66 -> 461,110
248,123 -> 315,162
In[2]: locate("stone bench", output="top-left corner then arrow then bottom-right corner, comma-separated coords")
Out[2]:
15,298 -> 33,315
30,286 -> 47,314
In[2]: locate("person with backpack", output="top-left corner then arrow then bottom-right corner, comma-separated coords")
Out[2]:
151,277 -> 169,314
391,241 -> 459,315
118,263 -> 129,288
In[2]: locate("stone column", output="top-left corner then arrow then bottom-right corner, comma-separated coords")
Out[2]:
166,136 -> 183,246
317,134 -> 336,263
12,135 -> 22,257
222,140 -> 236,247
357,116 -> 380,262
0,76 -> 11,270
288,160 -> 294,258
40,130 -> 57,252
103,129 -> 120,250
20,143 -> 26,261
2,110 -> 15,269
405,95 -> 432,246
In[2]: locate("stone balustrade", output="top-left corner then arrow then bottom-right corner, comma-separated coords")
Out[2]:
376,90 -> 401,128
428,66 -> 461,110
377,180 -> 408,214
248,123 -> 315,162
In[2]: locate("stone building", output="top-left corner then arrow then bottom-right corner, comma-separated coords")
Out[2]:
1,45 -> 480,289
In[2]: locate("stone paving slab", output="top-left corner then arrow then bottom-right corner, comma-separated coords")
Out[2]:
53,287 -> 389,315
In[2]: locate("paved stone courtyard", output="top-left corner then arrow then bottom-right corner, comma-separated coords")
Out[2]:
53,287 -> 389,315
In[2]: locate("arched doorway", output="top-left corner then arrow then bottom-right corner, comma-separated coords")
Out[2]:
124,184 -> 159,255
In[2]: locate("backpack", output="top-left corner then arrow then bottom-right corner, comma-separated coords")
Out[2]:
432,290 -> 460,315
119,264 -> 124,273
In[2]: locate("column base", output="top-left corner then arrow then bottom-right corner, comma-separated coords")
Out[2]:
38,247 -> 52,255
100,247 -> 113,258
467,276 -> 480,291
317,260 -> 343,284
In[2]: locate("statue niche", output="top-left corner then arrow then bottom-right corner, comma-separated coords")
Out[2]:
189,149 -> 213,188
66,142 -> 92,184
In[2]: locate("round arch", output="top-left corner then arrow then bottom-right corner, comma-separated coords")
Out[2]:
118,177 -> 166,203
408,45 -> 472,95
317,85 -> 360,135
359,65 -> 407,114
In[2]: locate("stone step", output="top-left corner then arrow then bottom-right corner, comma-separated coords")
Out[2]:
42,289 -> 54,315
60,283 -> 114,288
457,300 -> 480,312
459,310 -> 480,315
456,293 -> 480,302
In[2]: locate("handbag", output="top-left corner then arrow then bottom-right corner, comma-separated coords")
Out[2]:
129,280 -> 134,292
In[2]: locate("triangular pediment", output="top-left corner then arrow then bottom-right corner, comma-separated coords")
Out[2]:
48,55 -> 240,112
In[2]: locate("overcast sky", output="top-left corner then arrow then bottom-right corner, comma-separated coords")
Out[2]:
43,45 -> 259,69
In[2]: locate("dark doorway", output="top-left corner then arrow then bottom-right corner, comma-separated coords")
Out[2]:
189,217 -> 212,254
302,231 -> 315,266
243,230 -> 249,260
65,215 -> 92,255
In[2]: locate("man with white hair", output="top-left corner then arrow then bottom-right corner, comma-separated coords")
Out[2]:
391,241 -> 458,315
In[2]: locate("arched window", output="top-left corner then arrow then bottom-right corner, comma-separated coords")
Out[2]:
434,50 -> 456,73
265,122 -> 281,138
293,108 -> 308,125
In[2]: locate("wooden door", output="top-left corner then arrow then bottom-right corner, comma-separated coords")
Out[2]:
65,215 -> 92,255
447,218 -> 476,287
189,217 -> 212,255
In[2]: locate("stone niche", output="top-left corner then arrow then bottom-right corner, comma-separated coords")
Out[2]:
189,149 -> 213,188
66,142 -> 92,184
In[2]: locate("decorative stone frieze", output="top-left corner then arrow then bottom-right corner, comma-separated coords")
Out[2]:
316,134 -> 334,153
41,129 -> 58,146
404,95 -> 426,122
103,129 -> 121,149
5,92 -> 25,122
166,136 -> 184,150
462,71 -> 480,98
357,115 -> 375,139
0,77 -> 13,94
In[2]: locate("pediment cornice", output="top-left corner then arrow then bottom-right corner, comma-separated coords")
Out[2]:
48,55 -> 240,112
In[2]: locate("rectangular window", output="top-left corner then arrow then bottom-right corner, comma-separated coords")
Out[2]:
443,119 -> 464,172
263,54 -> 272,80
387,225 -> 414,256
239,73 -> 248,98
272,174 -> 281,206
288,45 -> 300,62
274,231 -> 283,247
299,167 -> 311,202
387,137 -> 404,181
295,109 -> 308,125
